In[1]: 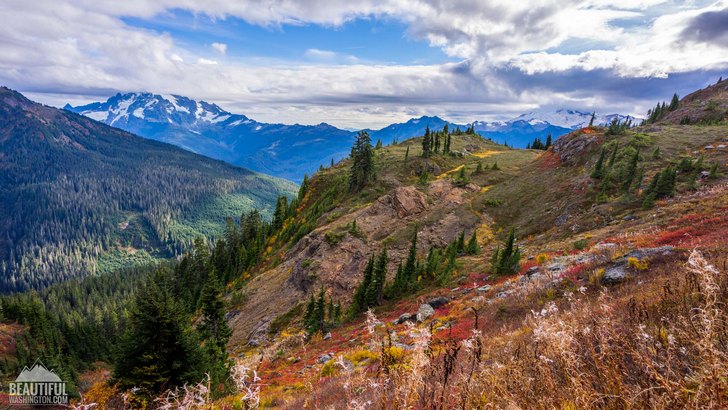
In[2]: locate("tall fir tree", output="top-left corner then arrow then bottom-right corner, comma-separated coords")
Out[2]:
197,270 -> 233,394
669,93 -> 680,111
591,148 -> 606,179
352,256 -> 375,314
114,269 -> 205,393
349,131 -> 375,192
422,126 -> 432,158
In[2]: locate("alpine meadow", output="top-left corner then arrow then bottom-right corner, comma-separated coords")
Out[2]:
0,1 -> 727,409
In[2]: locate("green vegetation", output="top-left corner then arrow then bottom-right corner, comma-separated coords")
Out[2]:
490,230 -> 521,275
0,88 -> 295,292
349,131 -> 375,192
303,287 -> 340,334
526,134 -> 551,150
351,248 -> 388,314
115,269 -> 206,394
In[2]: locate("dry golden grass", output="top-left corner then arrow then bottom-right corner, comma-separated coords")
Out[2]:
282,250 -> 727,409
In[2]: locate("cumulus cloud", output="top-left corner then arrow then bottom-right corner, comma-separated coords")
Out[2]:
0,0 -> 726,128
211,42 -> 227,55
304,48 -> 337,59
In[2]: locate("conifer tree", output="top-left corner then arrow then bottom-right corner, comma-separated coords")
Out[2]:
304,292 -> 316,329
388,233 -> 418,297
490,230 -> 521,275
456,231 -> 466,254
607,143 -> 619,168
474,161 -> 483,174
349,131 -> 375,192
588,112 -> 595,127
652,147 -> 661,160
312,286 -> 327,334
197,270 -> 232,393
115,270 -> 205,393
669,93 -> 680,111
375,139 -> 383,149
466,231 -> 479,255
273,196 -> 288,230
545,134 -> 552,149
491,162 -> 499,170
352,256 -> 374,314
591,148 -> 606,179
422,126 -> 432,158
365,248 -> 388,307
621,149 -> 640,192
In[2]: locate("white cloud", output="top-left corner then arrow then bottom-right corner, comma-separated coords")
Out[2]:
196,58 -> 219,65
211,42 -> 227,55
304,48 -> 337,59
0,0 -> 726,128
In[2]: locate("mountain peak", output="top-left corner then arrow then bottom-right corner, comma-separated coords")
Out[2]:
65,92 -> 232,126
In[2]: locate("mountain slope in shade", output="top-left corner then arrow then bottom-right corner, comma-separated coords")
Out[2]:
0,87 -> 297,292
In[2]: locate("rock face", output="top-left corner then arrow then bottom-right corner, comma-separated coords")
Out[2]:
228,178 -> 484,347
416,304 -> 435,322
551,132 -> 598,165
389,186 -> 428,218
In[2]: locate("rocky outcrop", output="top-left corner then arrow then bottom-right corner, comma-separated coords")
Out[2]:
389,186 -> 428,218
551,132 -> 599,165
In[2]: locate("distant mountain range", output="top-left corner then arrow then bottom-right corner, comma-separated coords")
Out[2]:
66,94 -> 639,181
1,87 -> 296,292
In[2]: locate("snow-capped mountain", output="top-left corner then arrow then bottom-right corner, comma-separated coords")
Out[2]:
64,92 -> 233,127
514,109 -> 639,130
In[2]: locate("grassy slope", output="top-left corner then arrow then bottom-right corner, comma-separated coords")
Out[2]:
218,117 -> 728,408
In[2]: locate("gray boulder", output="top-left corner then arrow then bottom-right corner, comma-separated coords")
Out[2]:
426,296 -> 450,309
393,313 -> 416,325
476,285 -> 491,293
317,353 -> 333,364
416,304 -> 435,322
603,265 -> 628,283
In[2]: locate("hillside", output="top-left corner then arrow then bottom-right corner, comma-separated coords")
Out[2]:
209,86 -> 727,408
0,87 -> 297,292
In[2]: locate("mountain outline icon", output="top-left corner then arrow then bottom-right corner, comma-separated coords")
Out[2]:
14,360 -> 63,383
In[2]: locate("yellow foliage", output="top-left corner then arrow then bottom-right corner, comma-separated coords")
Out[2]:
472,150 -> 501,158
346,349 -> 378,366
476,223 -> 494,245
588,268 -> 605,287
82,382 -> 119,409
436,165 -> 464,180
536,253 -> 550,264
627,257 -> 649,271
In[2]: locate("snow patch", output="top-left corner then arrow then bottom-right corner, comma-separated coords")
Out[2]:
82,110 -> 108,121
161,94 -> 189,114
209,114 -> 230,124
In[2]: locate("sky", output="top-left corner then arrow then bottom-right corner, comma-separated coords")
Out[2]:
1,0 -> 727,129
